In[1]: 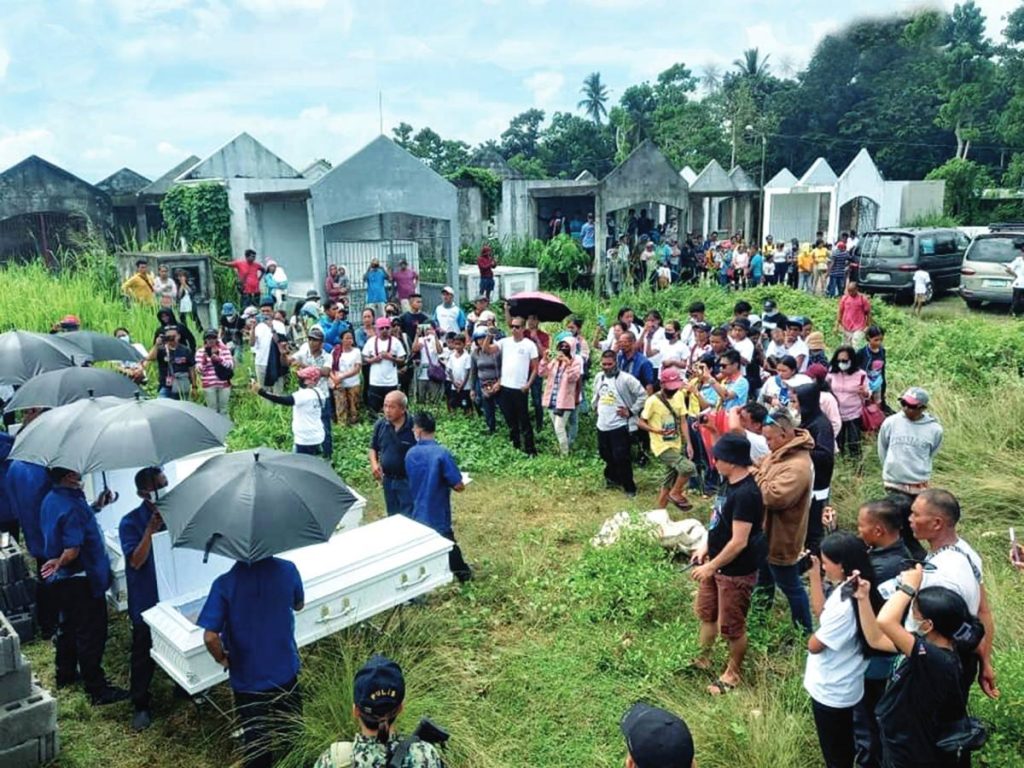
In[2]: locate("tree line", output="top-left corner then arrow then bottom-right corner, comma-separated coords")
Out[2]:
395,2 -> 1024,224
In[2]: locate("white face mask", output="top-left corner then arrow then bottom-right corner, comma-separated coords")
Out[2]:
838,361 -> 851,371
117,335 -> 130,344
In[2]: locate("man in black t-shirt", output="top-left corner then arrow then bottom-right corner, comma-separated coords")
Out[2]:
145,326 -> 196,400
690,433 -> 764,696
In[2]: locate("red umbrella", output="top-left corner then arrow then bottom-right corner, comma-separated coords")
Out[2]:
506,291 -> 572,322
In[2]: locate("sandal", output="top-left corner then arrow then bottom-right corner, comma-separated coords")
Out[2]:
687,658 -> 713,672
707,678 -> 736,696
669,495 -> 693,511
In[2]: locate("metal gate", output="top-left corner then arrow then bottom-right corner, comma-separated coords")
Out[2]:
323,237 -> 451,315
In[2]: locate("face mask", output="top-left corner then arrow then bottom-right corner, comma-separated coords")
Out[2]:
117,335 -> 130,344
603,366 -> 618,378
838,361 -> 851,371
906,614 -> 930,636
665,333 -> 676,341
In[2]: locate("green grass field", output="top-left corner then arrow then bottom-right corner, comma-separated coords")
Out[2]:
4,258 -> 1023,768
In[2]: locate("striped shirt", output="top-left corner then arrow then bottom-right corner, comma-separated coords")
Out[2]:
195,342 -> 233,389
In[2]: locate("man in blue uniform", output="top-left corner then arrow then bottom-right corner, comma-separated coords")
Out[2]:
39,467 -> 127,704
404,411 -> 471,582
118,467 -> 168,731
369,391 -> 416,517
198,555 -> 304,768
5,412 -> 56,636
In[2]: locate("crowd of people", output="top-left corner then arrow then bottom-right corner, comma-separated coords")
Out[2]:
1,243 -> 1016,768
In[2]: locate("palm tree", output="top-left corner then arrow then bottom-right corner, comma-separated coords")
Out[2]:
701,63 -> 722,94
732,48 -> 771,80
578,72 -> 610,124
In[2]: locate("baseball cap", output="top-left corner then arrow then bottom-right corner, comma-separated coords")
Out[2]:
763,299 -> 778,314
785,316 -> 804,329
899,387 -> 930,407
353,655 -> 405,719
478,310 -> 497,323
305,289 -> 320,300
806,362 -> 828,381
442,285 -> 455,295
692,322 -> 711,333
621,702 -> 695,768
242,306 -> 259,318
475,294 -> 490,303
307,326 -> 325,340
221,302 -> 237,316
730,318 -> 751,332
203,328 -> 219,340
659,367 -> 682,387
472,327 -> 489,340
806,331 -> 826,351
374,317 -> 392,330
297,366 -> 321,384
60,314 -> 81,328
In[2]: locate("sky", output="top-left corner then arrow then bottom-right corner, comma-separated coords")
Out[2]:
0,0 -> 1019,183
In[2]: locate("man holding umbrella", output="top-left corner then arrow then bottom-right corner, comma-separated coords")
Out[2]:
39,468 -> 127,705
119,467 -> 168,732
198,549 -> 304,768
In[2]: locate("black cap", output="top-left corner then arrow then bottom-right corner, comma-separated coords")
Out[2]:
203,328 -> 219,339
260,297 -> 275,308
692,322 -> 711,333
713,433 -> 753,467
730,318 -> 751,332
785,316 -> 804,329
621,702 -> 695,768
763,299 -> 777,314
353,655 -> 405,719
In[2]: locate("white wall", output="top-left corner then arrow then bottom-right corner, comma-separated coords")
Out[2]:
252,198 -> 314,287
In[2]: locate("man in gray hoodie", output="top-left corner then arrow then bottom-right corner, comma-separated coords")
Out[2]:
878,387 -> 943,558
592,350 -> 646,497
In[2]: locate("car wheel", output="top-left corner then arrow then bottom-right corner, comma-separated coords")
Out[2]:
964,299 -> 982,309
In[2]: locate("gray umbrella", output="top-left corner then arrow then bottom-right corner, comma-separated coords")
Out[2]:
158,448 -> 357,564
0,331 -> 87,386
8,397 -> 121,467
61,331 -> 144,363
3,367 -> 142,413
9,395 -> 232,474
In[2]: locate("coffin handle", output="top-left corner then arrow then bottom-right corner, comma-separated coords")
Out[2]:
316,599 -> 356,624
397,566 -> 430,590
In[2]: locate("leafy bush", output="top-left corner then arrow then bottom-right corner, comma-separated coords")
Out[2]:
161,182 -> 232,259
537,234 -> 591,289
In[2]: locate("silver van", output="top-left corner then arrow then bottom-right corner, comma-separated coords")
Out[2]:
959,224 -> 1024,308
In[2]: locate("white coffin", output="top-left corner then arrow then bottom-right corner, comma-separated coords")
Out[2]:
107,487 -> 366,612
143,515 -> 453,694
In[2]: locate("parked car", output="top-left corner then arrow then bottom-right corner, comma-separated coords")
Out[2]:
857,228 -> 970,302
959,223 -> 1024,308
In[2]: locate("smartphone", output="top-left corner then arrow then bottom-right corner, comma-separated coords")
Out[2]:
840,573 -> 859,601
797,549 -> 814,574
1012,528 -> 1023,565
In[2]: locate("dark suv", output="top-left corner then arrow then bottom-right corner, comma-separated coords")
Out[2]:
857,228 -> 970,302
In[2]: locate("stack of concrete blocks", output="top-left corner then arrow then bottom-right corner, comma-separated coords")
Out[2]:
0,539 -> 35,642
0,611 -> 58,766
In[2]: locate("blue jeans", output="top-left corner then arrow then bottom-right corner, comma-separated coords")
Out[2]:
475,380 -> 497,433
567,407 -> 579,447
827,274 -> 846,298
755,561 -> 813,634
382,476 -> 413,517
799,271 -> 813,292
157,387 -> 180,400
294,443 -> 321,455
320,390 -> 334,459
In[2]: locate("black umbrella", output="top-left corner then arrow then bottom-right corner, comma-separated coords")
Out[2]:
505,291 -> 573,322
9,394 -> 231,474
61,331 -> 144,363
9,397 -> 120,467
3,367 -> 142,413
0,331 -> 86,386
158,448 -> 357,564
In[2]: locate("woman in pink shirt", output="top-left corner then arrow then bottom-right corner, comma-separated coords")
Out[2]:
194,328 -> 234,415
538,338 -> 582,455
825,346 -> 870,458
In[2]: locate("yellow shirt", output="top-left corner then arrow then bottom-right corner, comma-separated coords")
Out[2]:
122,272 -> 155,303
641,390 -> 693,456
798,250 -> 815,273
811,247 -> 829,268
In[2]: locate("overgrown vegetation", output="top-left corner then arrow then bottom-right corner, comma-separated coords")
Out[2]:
4,257 -> 1023,767
160,183 -> 232,260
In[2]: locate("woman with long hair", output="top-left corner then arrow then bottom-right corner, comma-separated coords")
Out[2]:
855,567 -> 986,768
805,532 -> 884,768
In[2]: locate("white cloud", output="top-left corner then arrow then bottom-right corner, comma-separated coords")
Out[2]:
108,0 -> 193,24
523,70 -> 565,107
239,0 -> 328,12
0,128 -> 57,170
157,140 -> 186,156
0,46 -> 9,79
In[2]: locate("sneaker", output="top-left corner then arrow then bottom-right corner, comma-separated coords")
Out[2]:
91,685 -> 130,707
131,709 -> 153,732
624,490 -> 637,499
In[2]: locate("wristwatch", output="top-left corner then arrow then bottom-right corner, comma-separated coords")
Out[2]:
897,583 -> 917,598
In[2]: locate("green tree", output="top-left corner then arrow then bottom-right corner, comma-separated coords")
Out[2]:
610,83 -> 657,160
539,112 -> 615,178
732,48 -> 771,81
577,72 -> 610,124
392,122 -> 414,150
500,109 -> 546,160
925,156 -> 993,221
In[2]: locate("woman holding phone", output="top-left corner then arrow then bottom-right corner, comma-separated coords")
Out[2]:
538,337 -> 582,455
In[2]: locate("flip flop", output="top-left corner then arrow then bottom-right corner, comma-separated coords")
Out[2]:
708,678 -> 736,696
669,496 -> 693,511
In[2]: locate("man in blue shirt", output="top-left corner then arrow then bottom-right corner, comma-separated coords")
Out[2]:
404,411 -> 471,582
615,332 -> 655,393
198,556 -> 304,768
368,391 -> 416,517
580,212 -> 596,258
119,467 -> 168,731
39,467 -> 126,705
317,302 -> 351,348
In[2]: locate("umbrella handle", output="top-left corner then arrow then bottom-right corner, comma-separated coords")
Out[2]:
203,533 -> 221,564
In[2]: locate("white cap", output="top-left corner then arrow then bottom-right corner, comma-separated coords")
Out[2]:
442,285 -> 455,295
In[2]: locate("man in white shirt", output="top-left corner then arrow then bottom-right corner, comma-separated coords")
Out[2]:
483,316 -> 538,456
432,286 -> 466,335
908,488 -> 998,699
251,298 -> 287,394
728,318 -> 755,364
362,316 -> 407,413
1004,239 -> 1024,317
680,301 -> 706,349
286,325 -> 334,458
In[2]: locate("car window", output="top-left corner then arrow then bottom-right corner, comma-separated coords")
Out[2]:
956,232 -> 971,250
934,234 -> 956,255
862,234 -> 912,260
965,237 -> 1019,264
918,237 -> 936,256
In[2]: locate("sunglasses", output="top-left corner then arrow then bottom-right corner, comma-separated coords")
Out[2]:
900,401 -> 924,410
510,324 -> 524,329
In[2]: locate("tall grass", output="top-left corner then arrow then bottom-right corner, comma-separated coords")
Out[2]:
5,256 -> 1024,767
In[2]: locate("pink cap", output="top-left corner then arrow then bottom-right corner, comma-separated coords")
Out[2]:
374,317 -> 391,330
659,367 -> 682,386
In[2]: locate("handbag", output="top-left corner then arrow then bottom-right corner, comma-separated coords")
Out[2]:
861,401 -> 885,431
213,358 -> 235,382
